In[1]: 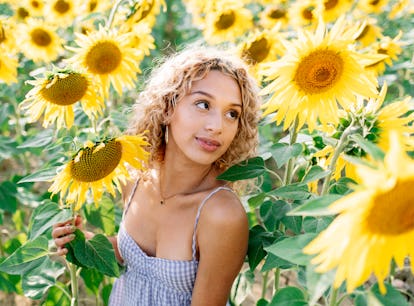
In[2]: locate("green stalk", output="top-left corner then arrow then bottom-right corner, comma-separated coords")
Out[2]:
283,118 -> 299,185
106,0 -> 125,29
329,287 -> 338,306
274,268 -> 280,293
320,119 -> 355,196
69,262 -> 79,306
261,271 -> 269,299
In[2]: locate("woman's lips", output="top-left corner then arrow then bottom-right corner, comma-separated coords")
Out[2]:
196,137 -> 221,152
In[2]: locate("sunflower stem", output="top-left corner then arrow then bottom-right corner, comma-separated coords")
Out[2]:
69,262 -> 79,306
320,119 -> 355,195
283,118 -> 299,185
106,0 -> 125,29
261,271 -> 269,299
329,287 -> 338,306
274,268 -> 281,293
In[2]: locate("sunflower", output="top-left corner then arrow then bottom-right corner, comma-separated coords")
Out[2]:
49,135 -> 149,210
304,131 -> 414,294
45,0 -> 77,27
66,26 -> 143,97
353,18 -> 383,48
17,18 -> 63,63
120,22 -> 155,59
238,27 -> 285,80
20,69 -> 104,129
366,32 -> 404,76
0,54 -> 18,84
288,0 -> 318,29
259,4 -> 289,30
25,0 -> 45,16
202,0 -> 253,44
357,0 -> 390,14
0,18 -> 17,54
113,0 -> 166,29
260,17 -> 379,132
316,0 -> 353,23
77,0 -> 111,16
389,0 -> 410,19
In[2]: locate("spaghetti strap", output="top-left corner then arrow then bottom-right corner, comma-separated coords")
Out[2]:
123,178 -> 140,219
191,186 -> 235,261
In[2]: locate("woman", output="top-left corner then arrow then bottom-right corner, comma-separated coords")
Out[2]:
52,45 -> 261,305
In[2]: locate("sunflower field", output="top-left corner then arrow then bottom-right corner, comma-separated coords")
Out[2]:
0,0 -> 413,305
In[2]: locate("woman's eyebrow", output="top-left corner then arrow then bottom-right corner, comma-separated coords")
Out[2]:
190,90 -> 242,107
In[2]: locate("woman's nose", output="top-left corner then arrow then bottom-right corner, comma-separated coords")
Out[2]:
205,112 -> 223,133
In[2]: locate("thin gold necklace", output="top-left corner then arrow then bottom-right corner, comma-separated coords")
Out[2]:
159,165 -> 212,205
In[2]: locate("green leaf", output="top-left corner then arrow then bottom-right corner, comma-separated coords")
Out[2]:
80,268 -> 104,295
17,166 -> 60,184
306,264 -> 335,305
288,194 -> 342,216
0,236 -> 49,274
264,233 -> 317,266
43,284 -> 71,306
349,134 -> 385,161
17,130 -> 54,149
368,283 -> 409,306
0,180 -> 18,213
268,286 -> 307,306
22,259 -> 65,300
67,229 -> 120,277
256,298 -> 269,306
216,157 -> 266,181
281,215 -> 303,235
247,193 -> 267,209
271,143 -> 303,168
102,283 -> 113,306
268,183 -> 310,201
301,165 -> 330,183
259,200 -> 290,232
28,200 -> 72,240
303,216 -> 334,233
0,268 -> 20,293
247,225 -> 272,271
0,136 -> 18,161
84,196 -> 116,236
261,252 -> 294,271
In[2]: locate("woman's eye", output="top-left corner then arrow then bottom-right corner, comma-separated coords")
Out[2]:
227,110 -> 240,120
195,101 -> 209,110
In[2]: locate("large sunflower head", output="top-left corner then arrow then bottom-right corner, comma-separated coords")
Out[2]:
304,131 -> 414,294
65,26 -> 143,97
260,16 -> 379,132
0,54 -> 18,85
20,69 -> 104,129
202,1 -> 253,44
48,135 -> 149,210
17,18 -> 63,63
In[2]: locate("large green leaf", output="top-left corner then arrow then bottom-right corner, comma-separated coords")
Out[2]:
349,134 -> 385,161
216,157 -> 266,181
17,166 -> 61,184
28,200 -> 72,240
84,196 -> 116,236
43,284 -> 71,306
17,129 -> 54,149
0,236 -> 49,274
368,283 -> 409,306
0,180 -> 17,213
22,258 -> 65,300
0,136 -> 18,161
271,143 -> 303,168
80,268 -> 104,295
306,264 -> 335,305
66,229 -> 120,277
268,183 -> 310,201
301,165 -> 330,183
259,200 -> 290,232
288,194 -> 342,216
247,225 -> 272,271
264,233 -> 317,266
268,286 -> 307,306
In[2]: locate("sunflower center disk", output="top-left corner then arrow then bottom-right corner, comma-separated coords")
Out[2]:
0,26 -> 6,44
70,140 -> 123,182
324,0 -> 339,10
54,0 -> 70,14
366,180 -> 414,235
243,37 -> 269,64
31,28 -> 52,46
302,8 -> 313,21
294,49 -> 344,95
40,73 -> 88,106
86,41 -> 122,74
269,8 -> 286,19
215,12 -> 235,30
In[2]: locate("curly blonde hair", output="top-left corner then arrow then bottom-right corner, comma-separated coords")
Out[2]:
127,45 -> 261,172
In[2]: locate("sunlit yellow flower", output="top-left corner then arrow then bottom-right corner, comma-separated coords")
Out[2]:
357,0 -> 390,14
120,22 -> 155,60
25,0 -> 45,16
316,0 -> 353,22
17,18 -> 63,63
66,26 -> 143,97
353,18 -> 383,47
288,0 -> 318,28
20,70 -> 104,129
389,0 -> 410,19
9,3 -> 31,22
0,54 -> 18,84
0,18 -> 17,54
238,27 -> 285,80
304,131 -> 414,294
45,0 -> 76,27
260,17 -> 379,132
77,0 -> 111,16
114,0 -> 166,29
259,4 -> 289,29
366,32 -> 404,76
202,0 -> 253,44
49,135 -> 149,210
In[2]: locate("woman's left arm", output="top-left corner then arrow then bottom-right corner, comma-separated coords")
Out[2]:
191,193 -> 249,306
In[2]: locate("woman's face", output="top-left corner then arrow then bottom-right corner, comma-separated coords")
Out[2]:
168,70 -> 242,166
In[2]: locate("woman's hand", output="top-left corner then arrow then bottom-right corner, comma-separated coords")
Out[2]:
52,215 -> 83,256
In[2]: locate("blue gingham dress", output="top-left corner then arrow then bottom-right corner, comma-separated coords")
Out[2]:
109,181 -> 233,306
